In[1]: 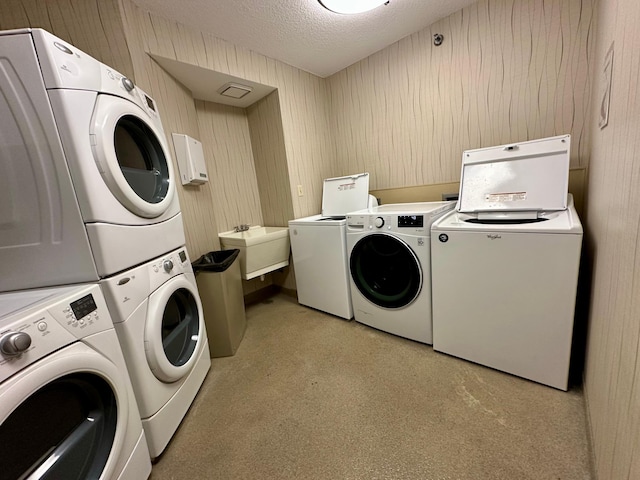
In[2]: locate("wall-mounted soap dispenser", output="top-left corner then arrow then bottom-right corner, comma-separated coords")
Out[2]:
171,133 -> 209,185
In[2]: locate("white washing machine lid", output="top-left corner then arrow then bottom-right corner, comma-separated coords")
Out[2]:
458,135 -> 570,215
433,194 -> 582,234
289,214 -> 346,226
349,201 -> 455,217
321,173 -> 370,217
362,201 -> 455,216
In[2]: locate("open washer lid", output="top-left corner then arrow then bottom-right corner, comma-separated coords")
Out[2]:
457,135 -> 570,215
321,173 -> 370,217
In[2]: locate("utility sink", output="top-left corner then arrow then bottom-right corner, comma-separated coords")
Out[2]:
218,226 -> 290,280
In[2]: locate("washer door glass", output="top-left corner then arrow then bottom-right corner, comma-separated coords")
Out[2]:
0,373 -> 117,480
350,234 -> 422,308
145,275 -> 205,384
91,94 -> 175,219
162,287 -> 200,367
114,115 -> 170,205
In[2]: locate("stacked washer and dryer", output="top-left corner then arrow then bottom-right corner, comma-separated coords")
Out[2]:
0,27 -> 210,474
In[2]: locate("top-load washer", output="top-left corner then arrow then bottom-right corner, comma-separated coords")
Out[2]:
0,28 -> 183,292
431,135 -> 583,390
0,284 -> 151,479
346,202 -> 455,343
289,173 -> 376,319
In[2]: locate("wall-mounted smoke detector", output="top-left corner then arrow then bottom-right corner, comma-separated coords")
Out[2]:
217,82 -> 253,99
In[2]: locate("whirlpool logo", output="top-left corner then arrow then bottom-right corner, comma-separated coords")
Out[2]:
487,234 -> 502,240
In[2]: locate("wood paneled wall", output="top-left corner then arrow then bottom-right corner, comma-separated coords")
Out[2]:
583,0 -> 640,477
327,0 -> 595,189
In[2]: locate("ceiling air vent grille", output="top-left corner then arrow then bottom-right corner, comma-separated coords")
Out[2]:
217,82 -> 252,99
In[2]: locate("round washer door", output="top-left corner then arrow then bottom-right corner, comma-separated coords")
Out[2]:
0,343 -> 129,480
91,94 -> 175,218
350,233 -> 423,309
145,275 -> 205,383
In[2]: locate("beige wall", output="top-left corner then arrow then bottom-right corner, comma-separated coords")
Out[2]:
247,91 -> 295,228
195,100 -> 263,233
120,0 -> 335,224
0,0 -> 133,78
9,3 -> 640,477
583,0 -> 640,477
327,0 -> 595,189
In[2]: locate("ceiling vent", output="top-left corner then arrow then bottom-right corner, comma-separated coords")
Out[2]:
217,82 -> 253,99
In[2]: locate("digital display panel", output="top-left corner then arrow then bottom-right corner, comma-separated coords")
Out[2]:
145,95 -> 156,112
398,215 -> 424,228
179,251 -> 187,263
70,294 -> 97,319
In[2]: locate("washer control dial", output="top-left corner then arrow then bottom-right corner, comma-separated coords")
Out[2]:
374,217 -> 385,228
121,77 -> 135,92
0,331 -> 32,356
163,259 -> 174,272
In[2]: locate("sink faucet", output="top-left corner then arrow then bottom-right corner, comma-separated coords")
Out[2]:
234,224 -> 250,233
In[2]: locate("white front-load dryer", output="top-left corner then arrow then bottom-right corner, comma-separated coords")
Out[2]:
100,247 -> 211,458
0,284 -> 151,480
346,202 -> 454,344
0,28 -> 184,292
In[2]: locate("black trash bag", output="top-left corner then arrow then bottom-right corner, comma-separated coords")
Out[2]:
191,249 -> 240,272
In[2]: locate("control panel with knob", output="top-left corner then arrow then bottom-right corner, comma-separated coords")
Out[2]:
0,284 -> 112,384
121,77 -> 135,92
0,331 -> 32,356
163,259 -> 174,273
374,217 -> 385,228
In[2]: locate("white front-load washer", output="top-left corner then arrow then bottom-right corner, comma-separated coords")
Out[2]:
0,284 -> 151,480
346,202 -> 455,344
100,247 -> 211,458
0,28 -> 184,292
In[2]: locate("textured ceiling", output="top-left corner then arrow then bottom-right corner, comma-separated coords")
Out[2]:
132,0 -> 478,78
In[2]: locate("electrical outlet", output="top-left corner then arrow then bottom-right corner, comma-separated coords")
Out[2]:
297,185 -> 304,197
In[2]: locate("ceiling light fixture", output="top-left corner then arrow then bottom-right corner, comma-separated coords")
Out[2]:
319,0 -> 390,15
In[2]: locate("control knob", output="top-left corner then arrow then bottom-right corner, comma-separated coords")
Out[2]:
374,217 -> 385,228
0,331 -> 32,356
163,259 -> 174,272
121,77 -> 135,92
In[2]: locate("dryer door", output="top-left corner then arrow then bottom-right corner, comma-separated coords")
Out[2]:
91,94 -> 176,218
0,343 -> 128,480
145,274 -> 206,383
350,234 -> 423,309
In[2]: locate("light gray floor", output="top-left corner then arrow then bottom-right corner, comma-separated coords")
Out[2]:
150,294 -> 594,479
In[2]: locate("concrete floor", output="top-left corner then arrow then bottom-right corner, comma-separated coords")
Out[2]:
149,294 -> 594,479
